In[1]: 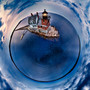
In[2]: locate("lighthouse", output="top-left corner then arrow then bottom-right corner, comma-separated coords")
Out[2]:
19,9 -> 59,40
38,9 -> 50,33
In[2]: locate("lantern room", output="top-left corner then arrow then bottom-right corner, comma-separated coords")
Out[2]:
42,9 -> 48,19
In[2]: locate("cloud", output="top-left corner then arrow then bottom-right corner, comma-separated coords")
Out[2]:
0,71 -> 12,90
76,63 -> 90,90
83,86 -> 90,90
3,0 -> 42,14
0,0 -> 90,89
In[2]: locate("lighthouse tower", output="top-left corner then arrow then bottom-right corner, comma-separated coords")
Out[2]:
41,9 -> 50,30
38,9 -> 50,33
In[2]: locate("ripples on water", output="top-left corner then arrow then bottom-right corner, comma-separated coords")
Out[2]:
0,0 -> 90,89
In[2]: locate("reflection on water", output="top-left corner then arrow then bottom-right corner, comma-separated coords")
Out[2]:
10,13 -> 80,82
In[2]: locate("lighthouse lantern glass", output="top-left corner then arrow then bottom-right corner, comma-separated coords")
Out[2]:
43,13 -> 47,17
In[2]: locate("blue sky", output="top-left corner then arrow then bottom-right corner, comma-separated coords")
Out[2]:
0,18 -> 3,27
0,31 -> 3,50
4,0 -> 42,14
0,0 -> 90,89
0,71 -> 12,90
